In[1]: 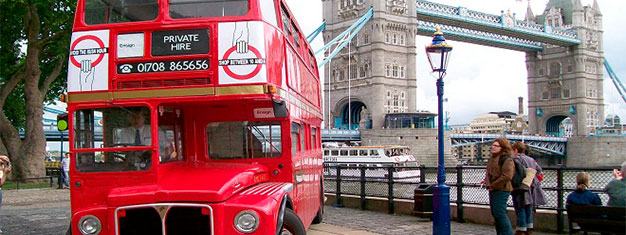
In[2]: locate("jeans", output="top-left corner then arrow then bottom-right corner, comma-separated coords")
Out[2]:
514,204 -> 533,231
512,193 -> 534,231
489,191 -> 514,235
63,170 -> 69,187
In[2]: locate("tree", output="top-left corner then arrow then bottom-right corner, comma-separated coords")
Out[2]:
0,0 -> 74,179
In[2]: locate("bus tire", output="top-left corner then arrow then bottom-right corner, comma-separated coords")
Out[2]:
280,208 -> 306,235
312,184 -> 324,224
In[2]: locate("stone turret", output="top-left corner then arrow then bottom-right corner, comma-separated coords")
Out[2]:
526,0 -> 604,136
525,3 -> 535,22
322,0 -> 417,129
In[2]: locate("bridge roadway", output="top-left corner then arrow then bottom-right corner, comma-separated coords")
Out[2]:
0,188 -> 557,235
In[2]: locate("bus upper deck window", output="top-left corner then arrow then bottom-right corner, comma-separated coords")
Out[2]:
84,0 -> 158,25
169,0 -> 249,19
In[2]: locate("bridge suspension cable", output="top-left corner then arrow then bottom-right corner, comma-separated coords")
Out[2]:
313,7 -> 373,68
306,20 -> 325,43
604,58 -> 626,103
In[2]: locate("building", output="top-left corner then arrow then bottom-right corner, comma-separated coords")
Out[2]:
600,115 -> 625,135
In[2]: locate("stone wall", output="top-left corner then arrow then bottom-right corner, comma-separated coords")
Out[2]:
565,136 -> 626,167
360,129 -> 458,167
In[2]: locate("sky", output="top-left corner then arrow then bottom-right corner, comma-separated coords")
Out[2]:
285,0 -> 626,125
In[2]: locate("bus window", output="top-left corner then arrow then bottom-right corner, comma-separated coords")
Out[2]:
169,0 -> 248,19
292,22 -> 300,48
207,121 -> 282,159
300,124 -> 306,153
84,0 -> 158,25
280,6 -> 292,39
290,123 -> 300,154
158,107 -> 184,163
311,127 -> 317,149
74,106 -> 153,172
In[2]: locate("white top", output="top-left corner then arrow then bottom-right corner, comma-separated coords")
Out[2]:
116,125 -> 171,157
62,157 -> 70,171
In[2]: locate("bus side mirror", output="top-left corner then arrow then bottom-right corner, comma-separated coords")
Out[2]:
273,99 -> 288,118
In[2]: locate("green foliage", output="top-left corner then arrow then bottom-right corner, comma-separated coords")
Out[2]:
2,181 -> 52,190
0,0 -> 75,128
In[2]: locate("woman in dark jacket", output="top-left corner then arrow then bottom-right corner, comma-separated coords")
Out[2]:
511,142 -> 546,235
483,137 -> 515,235
566,172 -> 602,205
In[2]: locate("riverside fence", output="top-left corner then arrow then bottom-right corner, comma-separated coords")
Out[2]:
323,164 -> 617,233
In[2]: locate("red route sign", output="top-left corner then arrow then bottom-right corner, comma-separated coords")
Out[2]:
221,45 -> 264,80
70,35 -> 106,68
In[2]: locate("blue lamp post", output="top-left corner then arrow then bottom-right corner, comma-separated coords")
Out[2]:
425,26 -> 452,235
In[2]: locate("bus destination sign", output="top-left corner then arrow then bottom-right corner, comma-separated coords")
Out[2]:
117,59 -> 209,74
152,29 -> 209,56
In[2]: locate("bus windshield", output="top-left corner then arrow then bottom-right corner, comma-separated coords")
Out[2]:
84,0 -> 159,25
207,121 -> 281,159
74,106 -> 154,172
169,0 -> 249,19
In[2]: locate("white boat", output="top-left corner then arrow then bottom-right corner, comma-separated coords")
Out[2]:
323,145 -> 420,182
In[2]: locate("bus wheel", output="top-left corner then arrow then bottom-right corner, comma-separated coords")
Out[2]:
280,209 -> 306,235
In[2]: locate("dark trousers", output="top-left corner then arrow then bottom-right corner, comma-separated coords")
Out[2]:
489,190 -> 514,235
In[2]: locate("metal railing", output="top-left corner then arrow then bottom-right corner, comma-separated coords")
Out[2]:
323,164 -> 616,233
4,169 -> 65,190
3,176 -> 58,190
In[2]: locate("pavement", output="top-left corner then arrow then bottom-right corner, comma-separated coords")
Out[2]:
0,188 -> 559,235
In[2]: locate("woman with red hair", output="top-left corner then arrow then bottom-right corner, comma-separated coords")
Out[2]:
483,137 -> 515,235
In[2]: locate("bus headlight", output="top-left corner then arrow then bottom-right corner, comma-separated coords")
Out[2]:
234,210 -> 259,233
78,215 -> 102,235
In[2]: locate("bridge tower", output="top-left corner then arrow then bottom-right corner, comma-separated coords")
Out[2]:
322,0 -> 417,129
526,0 -> 604,136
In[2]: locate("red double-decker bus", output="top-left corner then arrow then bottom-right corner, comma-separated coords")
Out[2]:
65,0 -> 323,234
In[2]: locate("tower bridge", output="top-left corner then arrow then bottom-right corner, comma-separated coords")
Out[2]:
322,0 -> 605,137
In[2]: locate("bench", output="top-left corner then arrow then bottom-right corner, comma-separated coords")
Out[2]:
567,204 -> 626,235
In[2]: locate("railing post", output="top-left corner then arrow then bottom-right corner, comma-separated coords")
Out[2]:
419,164 -> 426,183
50,175 -> 53,187
16,178 -> 20,191
557,166 -> 564,233
387,166 -> 394,214
360,166 -> 366,210
456,164 -> 464,223
334,165 -> 343,207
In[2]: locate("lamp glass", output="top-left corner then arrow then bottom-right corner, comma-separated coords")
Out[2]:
426,48 -> 452,72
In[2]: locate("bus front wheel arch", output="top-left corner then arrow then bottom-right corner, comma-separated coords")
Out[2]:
279,208 -> 306,235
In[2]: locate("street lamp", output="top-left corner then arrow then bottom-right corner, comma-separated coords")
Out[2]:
425,26 -> 452,235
